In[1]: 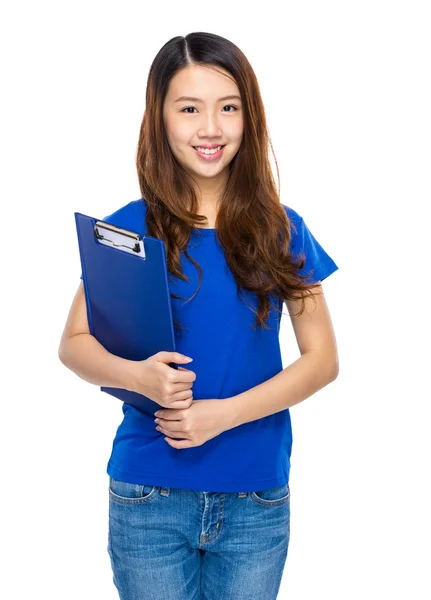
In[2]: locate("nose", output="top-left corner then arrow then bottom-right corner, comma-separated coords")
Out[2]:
197,112 -> 222,138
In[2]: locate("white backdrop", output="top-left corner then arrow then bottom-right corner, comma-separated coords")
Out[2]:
1,1 -> 429,598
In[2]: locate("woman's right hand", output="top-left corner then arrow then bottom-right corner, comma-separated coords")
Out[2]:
131,351 -> 196,409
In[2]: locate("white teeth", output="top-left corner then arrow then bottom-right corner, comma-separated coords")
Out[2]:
195,145 -> 222,155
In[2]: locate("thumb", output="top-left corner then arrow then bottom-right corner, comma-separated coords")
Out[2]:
157,351 -> 193,364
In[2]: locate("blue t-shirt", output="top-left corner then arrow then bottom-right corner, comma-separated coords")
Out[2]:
79,198 -> 338,492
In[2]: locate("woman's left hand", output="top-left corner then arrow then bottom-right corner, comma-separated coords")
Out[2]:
154,399 -> 233,449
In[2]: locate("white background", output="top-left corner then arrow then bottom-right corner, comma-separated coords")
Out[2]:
1,1 -> 430,598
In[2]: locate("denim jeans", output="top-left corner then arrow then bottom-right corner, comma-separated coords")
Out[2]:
107,476 -> 291,600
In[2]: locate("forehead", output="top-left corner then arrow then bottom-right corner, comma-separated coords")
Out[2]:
166,64 -> 240,100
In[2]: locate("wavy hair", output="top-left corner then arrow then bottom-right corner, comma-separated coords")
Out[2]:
136,31 -> 320,331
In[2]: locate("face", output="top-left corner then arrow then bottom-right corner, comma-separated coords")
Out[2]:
162,64 -> 244,196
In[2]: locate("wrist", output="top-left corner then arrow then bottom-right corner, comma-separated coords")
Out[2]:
224,396 -> 243,430
121,359 -> 141,393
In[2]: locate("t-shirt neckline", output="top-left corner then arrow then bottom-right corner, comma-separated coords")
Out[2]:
193,227 -> 216,235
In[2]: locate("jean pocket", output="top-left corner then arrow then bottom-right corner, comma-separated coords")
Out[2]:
250,482 -> 290,506
109,476 -> 158,505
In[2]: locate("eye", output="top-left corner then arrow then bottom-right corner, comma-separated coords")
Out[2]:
180,105 -> 239,114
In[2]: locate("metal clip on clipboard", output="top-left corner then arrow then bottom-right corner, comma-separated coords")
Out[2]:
94,220 -> 146,258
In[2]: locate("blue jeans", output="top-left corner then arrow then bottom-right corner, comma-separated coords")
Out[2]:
107,476 -> 291,599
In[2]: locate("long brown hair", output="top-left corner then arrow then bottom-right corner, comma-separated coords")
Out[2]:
136,31 -> 320,331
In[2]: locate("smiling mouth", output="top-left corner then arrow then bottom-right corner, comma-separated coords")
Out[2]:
192,145 -> 226,152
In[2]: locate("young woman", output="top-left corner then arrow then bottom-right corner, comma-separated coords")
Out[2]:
59,31 -> 339,600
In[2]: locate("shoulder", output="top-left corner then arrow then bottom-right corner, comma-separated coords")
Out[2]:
280,203 -> 304,240
102,197 -> 147,234
280,203 -> 303,224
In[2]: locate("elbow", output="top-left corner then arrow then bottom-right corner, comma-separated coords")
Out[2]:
58,332 -> 91,366
329,356 -> 340,381
58,336 -> 73,366
326,345 -> 339,381
317,351 -> 339,382
58,344 -> 68,366
310,348 -> 339,381
331,364 -> 339,381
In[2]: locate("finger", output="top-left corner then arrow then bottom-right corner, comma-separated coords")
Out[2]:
156,424 -> 189,439
155,407 -> 186,421
157,351 -> 193,365
164,437 -> 194,449
155,416 -> 180,426
170,367 -> 196,384
171,386 -> 194,397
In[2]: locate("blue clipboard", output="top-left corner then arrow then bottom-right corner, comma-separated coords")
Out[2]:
75,212 -> 178,414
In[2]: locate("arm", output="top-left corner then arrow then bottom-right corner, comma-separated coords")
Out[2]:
59,282 -> 195,407
58,282 -> 137,390
227,282 -> 339,429
59,332 -> 138,390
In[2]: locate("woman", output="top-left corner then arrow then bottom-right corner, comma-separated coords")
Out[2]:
59,31 -> 339,600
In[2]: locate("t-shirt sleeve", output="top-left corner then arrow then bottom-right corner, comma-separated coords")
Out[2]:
289,212 -> 339,283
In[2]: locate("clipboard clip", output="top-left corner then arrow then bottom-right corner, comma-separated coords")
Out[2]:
94,220 -> 146,258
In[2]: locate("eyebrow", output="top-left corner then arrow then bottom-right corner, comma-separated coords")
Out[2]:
174,95 -> 242,103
